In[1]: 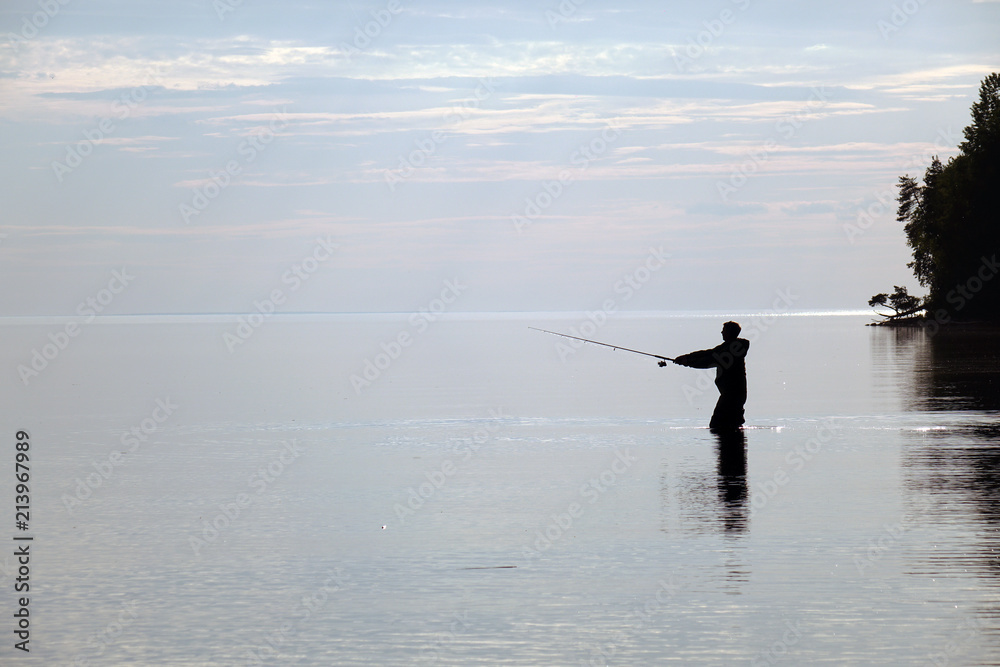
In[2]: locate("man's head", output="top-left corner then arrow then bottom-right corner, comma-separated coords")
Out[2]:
721,321 -> 741,341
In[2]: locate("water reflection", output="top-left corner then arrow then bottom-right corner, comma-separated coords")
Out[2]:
661,430 -> 749,536
873,323 -> 1000,412
873,323 -> 1000,602
714,430 -> 749,534
658,429 -> 750,594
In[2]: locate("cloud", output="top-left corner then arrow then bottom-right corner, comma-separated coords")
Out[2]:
782,202 -> 837,216
2,0 -> 997,315
686,202 -> 768,217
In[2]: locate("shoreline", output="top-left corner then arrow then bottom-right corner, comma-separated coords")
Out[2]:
867,315 -> 1000,329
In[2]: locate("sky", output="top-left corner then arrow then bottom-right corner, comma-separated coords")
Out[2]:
1,0 -> 998,315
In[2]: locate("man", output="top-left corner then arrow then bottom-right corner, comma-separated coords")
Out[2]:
664,321 -> 749,430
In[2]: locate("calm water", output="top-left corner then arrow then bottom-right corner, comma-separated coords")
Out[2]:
1,312 -> 999,665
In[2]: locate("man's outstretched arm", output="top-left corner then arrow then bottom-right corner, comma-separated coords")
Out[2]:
671,349 -> 718,369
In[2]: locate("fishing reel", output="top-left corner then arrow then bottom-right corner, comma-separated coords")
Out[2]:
658,360 -> 667,367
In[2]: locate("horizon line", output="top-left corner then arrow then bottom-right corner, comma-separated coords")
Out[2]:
0,308 -> 874,322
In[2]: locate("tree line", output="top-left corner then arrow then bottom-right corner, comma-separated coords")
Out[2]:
869,73 -> 1000,323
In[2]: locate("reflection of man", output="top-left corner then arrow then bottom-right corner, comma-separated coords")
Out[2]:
715,429 -> 748,533
668,321 -> 749,430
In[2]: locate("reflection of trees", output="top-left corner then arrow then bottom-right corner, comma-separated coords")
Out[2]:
875,324 -> 1000,413
910,325 -> 1000,413
902,425 -> 1000,591
870,325 -> 929,412
877,325 -> 1000,582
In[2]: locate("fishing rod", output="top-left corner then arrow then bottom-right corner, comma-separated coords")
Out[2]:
529,327 -> 674,365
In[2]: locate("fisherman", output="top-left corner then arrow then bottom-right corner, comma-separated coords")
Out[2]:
664,321 -> 749,431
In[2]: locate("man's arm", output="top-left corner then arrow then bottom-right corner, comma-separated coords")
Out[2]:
672,348 -> 718,369
673,339 -> 748,368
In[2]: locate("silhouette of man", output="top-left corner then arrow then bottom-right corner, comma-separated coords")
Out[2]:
665,321 -> 749,430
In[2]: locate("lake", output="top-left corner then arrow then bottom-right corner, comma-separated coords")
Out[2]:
2,311 -> 999,664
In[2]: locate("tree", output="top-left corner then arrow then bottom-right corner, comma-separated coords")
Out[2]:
868,286 -> 924,321
871,73 -> 1000,322
960,72 -> 1000,157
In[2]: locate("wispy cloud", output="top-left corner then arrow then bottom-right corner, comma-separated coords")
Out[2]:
1,0 -> 997,314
